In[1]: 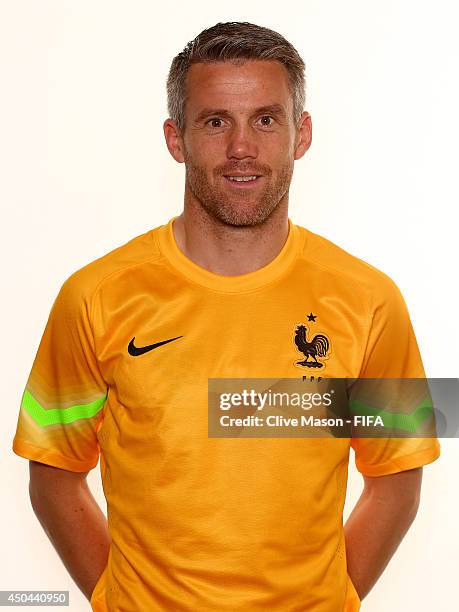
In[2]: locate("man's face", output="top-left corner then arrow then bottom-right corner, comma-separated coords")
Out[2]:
174,60 -> 310,227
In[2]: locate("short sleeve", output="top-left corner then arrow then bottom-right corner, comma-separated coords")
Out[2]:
350,275 -> 441,476
12,273 -> 108,472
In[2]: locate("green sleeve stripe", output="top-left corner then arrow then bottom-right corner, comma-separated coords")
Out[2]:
22,389 -> 107,427
349,395 -> 434,432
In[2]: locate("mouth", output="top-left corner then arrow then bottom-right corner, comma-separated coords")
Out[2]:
223,175 -> 262,187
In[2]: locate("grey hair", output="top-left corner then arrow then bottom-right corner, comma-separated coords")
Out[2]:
166,22 -> 306,133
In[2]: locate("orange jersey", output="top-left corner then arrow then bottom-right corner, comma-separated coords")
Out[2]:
12,217 -> 440,611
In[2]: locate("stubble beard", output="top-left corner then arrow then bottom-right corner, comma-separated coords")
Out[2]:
183,154 -> 294,227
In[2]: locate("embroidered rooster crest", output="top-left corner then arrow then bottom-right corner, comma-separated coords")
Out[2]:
293,323 -> 331,369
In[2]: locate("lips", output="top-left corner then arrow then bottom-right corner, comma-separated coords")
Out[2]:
224,174 -> 262,189
223,174 -> 262,186
225,175 -> 259,182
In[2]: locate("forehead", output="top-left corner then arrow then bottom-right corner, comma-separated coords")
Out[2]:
185,60 -> 292,115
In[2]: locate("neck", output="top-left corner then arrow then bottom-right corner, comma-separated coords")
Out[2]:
172,195 -> 290,277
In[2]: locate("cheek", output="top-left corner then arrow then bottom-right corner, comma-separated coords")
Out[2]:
266,150 -> 293,173
185,151 -> 217,182
184,137 -> 223,169
260,133 -> 295,160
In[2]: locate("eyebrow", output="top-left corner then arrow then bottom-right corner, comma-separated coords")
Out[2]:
193,104 -> 287,123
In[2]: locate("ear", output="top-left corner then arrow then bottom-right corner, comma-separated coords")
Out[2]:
293,111 -> 312,161
163,118 -> 185,163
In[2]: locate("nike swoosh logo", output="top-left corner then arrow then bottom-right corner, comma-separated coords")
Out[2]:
128,335 -> 183,356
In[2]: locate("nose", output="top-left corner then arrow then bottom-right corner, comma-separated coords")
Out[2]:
226,124 -> 258,160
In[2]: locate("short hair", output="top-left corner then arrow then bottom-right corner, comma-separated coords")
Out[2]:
166,22 -> 306,133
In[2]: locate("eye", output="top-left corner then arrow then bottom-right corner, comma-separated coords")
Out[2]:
206,118 -> 225,128
258,115 -> 275,127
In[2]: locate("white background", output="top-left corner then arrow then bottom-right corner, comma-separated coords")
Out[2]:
1,1 -> 458,610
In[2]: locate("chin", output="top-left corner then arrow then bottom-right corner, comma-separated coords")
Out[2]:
212,202 -> 276,227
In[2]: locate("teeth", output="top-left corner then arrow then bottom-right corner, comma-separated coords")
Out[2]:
227,176 -> 257,182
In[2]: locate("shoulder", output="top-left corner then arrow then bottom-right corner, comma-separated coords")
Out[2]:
294,223 -> 407,312
55,224 -> 163,309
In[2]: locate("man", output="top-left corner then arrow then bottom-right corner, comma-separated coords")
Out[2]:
13,22 -> 440,611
